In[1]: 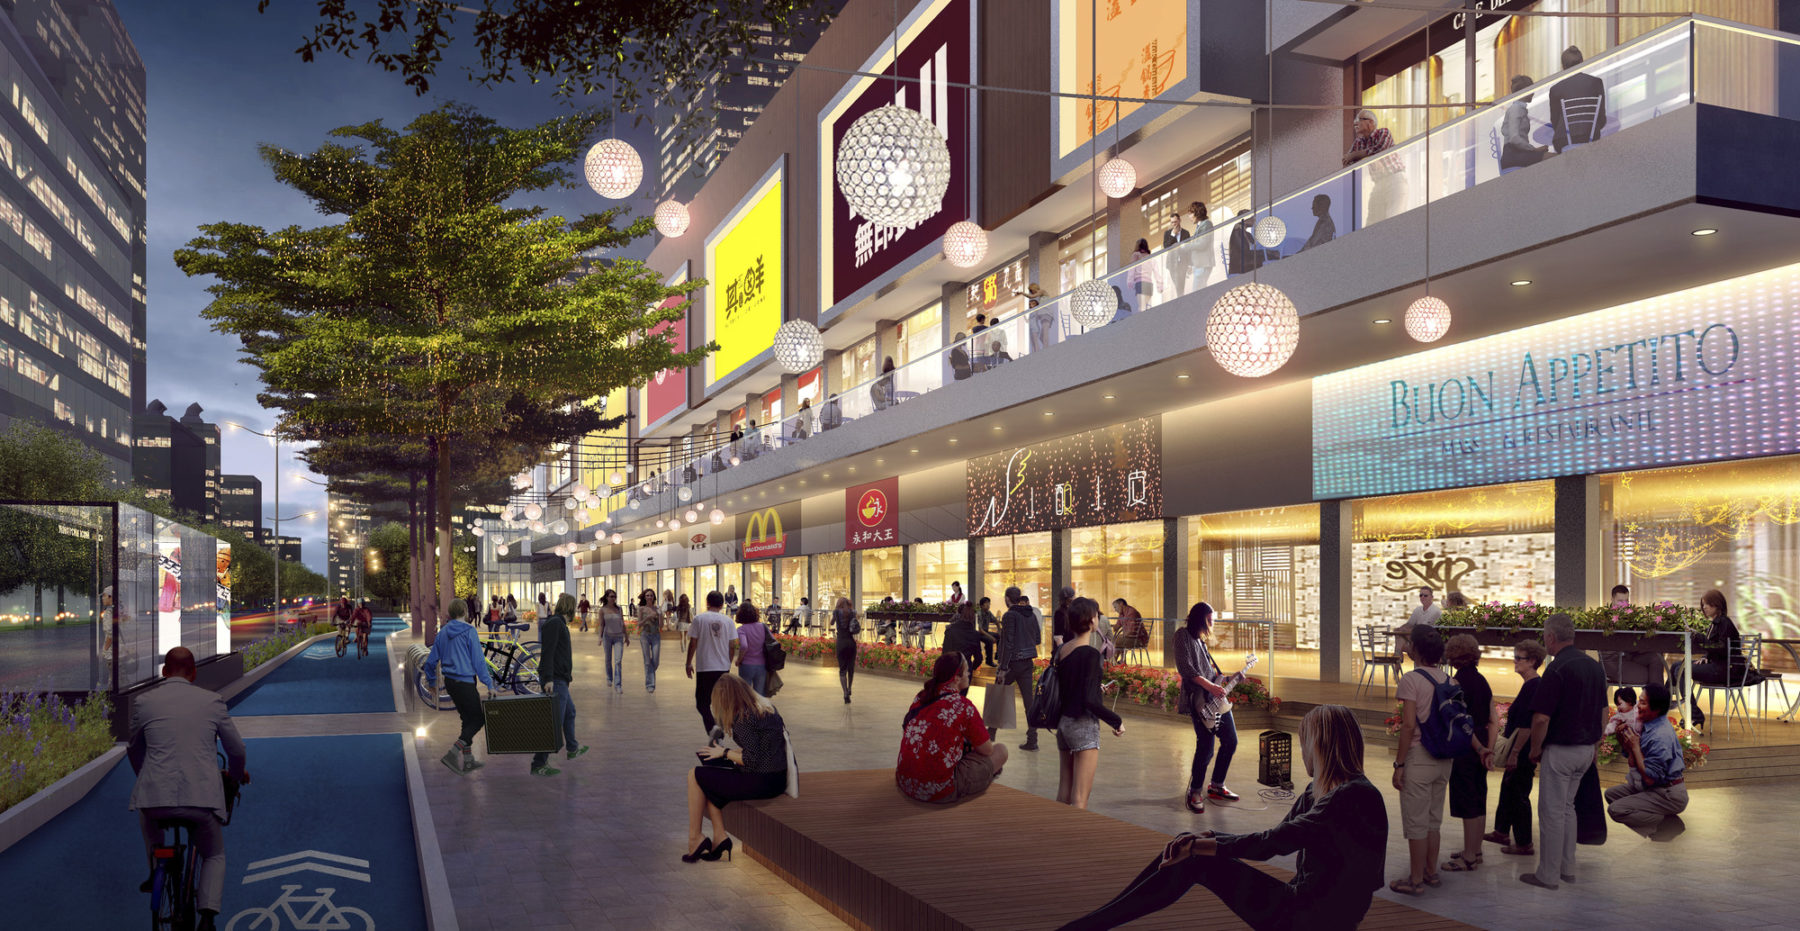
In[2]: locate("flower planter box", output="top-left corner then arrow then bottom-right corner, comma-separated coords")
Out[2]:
1438,626 -> 1692,655
865,611 -> 956,625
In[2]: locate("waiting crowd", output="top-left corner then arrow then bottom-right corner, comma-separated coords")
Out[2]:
418,577 -> 1737,929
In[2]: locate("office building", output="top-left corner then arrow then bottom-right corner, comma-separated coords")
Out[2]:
328,492 -> 369,599
132,400 -> 218,524
0,0 -> 145,478
655,14 -> 833,205
219,472 -> 262,539
278,534 -> 301,565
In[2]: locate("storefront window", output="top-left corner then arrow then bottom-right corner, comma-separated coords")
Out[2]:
815,551 -> 851,611
1071,521 -> 1166,625
860,546 -> 905,603
1190,505 -> 1321,675
746,560 -> 773,609
694,565 -> 719,606
839,334 -> 877,393
983,532 -> 1053,625
911,540 -> 969,605
777,556 -> 810,611
892,304 -> 943,397
719,562 -> 742,604
1601,455 -> 1800,646
1058,221 -> 1108,294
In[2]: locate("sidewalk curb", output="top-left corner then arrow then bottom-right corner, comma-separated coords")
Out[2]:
0,745 -> 125,856
401,736 -> 459,931
219,632 -> 335,704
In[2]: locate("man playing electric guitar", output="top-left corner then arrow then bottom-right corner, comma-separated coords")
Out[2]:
1176,602 -> 1257,813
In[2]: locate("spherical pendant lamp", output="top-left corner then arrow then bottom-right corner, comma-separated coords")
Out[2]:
668,518 -> 681,531
1255,217 -> 1287,249
685,508 -> 699,523
654,200 -> 691,238
942,220 -> 989,269
656,519 -> 666,529
608,471 -> 624,486
1069,279 -> 1116,328
571,482 -> 589,499
584,138 -> 643,199
677,486 -> 694,502
530,520 -> 546,533
512,473 -> 532,490
709,508 -> 725,525
1205,282 -> 1301,378
611,532 -> 623,545
496,544 -> 509,556
1098,158 -> 1137,198
471,525 -> 485,538
836,104 -> 952,228
551,518 -> 569,535
575,509 -> 589,524
772,319 -> 825,374
523,502 -> 543,521
563,496 -> 578,510
1405,296 -> 1452,343
627,497 -> 640,511
585,494 -> 602,509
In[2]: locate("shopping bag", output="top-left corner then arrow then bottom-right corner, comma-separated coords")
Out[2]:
983,679 -> 1017,730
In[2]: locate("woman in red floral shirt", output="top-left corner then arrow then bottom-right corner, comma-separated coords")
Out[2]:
896,654 -> 1009,803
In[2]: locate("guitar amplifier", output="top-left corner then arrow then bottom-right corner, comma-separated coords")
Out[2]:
1258,730 -> 1292,788
481,693 -> 561,754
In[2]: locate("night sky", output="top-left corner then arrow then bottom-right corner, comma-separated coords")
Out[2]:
114,0 -> 660,570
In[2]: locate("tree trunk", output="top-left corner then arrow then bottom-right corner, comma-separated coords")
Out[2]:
424,456 -> 440,644
408,474 -> 423,639
436,433 -> 456,636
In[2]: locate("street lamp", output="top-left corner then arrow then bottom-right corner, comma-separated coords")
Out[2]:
223,419 -> 315,627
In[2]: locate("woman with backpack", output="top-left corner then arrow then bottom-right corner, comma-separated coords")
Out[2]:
1390,625 -> 1456,895
1053,597 -> 1125,810
832,596 -> 860,704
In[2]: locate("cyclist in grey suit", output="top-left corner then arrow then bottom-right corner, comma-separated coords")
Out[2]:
129,646 -> 249,930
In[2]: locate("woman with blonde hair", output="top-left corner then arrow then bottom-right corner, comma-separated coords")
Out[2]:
1058,705 -> 1388,930
684,673 -> 789,863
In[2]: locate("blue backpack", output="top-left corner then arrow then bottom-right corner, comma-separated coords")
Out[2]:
1414,670 -> 1475,759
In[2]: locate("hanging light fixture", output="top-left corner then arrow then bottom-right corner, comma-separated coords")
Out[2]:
471,525 -> 485,538
710,508 -> 725,525
512,473 -> 532,490
584,138 -> 643,199
669,518 -> 681,531
1255,216 -> 1287,249
1205,282 -> 1300,377
685,508 -> 699,523
942,220 -> 988,268
836,104 -> 952,228
654,200 -> 690,238
656,518 -> 666,529
627,498 -> 640,511
608,471 -> 624,486
585,494 -> 602,509
552,518 -> 569,535
677,486 -> 694,503
1406,296 -> 1452,342
611,532 -> 623,545
496,544 -> 509,556
571,482 -> 589,499
530,520 -> 546,533
772,319 -> 825,374
1069,279 -> 1115,328
1097,157 -> 1136,198
575,509 -> 590,524
523,503 -> 543,521
563,496 -> 578,510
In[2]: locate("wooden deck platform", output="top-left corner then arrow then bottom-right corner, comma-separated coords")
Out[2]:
723,769 -> 1477,931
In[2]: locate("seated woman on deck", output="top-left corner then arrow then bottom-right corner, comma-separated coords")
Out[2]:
1057,705 -> 1388,931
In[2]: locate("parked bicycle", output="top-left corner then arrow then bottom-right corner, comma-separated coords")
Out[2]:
414,625 -> 541,709
147,753 -> 242,931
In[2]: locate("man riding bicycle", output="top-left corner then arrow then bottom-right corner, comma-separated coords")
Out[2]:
352,599 -> 374,656
332,596 -> 354,636
129,646 -> 250,931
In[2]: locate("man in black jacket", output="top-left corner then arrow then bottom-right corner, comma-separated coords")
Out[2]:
530,593 -> 589,776
943,605 -> 995,693
998,587 -> 1043,751
1547,46 -> 1607,153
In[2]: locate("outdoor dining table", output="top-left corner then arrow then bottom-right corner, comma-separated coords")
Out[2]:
1766,638 -> 1800,722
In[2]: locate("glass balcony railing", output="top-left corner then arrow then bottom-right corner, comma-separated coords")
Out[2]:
650,17 -> 1779,497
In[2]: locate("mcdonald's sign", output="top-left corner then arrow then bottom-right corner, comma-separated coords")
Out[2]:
742,506 -> 794,558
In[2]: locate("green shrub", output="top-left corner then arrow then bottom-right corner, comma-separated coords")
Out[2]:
1,691 -> 115,814
242,621 -> 336,671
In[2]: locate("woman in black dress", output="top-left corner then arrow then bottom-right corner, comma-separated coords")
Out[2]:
832,596 -> 859,703
1058,705 -> 1388,931
1678,588 -> 1749,730
684,673 -> 789,863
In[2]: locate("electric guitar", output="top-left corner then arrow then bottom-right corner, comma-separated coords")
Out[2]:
1197,653 -> 1258,732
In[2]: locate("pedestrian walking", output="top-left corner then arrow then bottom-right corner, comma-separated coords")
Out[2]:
529,593 -> 589,776
599,589 -> 627,693
577,594 -> 591,633
999,586 -> 1042,751
637,588 -> 665,692
832,596 -> 860,703
1054,597 -> 1124,809
735,603 -> 772,697
421,598 -> 494,776
686,591 -> 737,733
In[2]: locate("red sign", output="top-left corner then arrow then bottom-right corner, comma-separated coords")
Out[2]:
846,477 -> 900,551
642,299 -> 687,424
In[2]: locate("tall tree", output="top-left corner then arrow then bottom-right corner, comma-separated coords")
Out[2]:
177,105 -> 711,640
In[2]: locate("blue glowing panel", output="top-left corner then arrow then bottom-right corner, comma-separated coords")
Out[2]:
1313,263 -> 1800,499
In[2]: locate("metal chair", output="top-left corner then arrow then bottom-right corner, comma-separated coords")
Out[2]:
1559,96 -> 1602,149
1357,625 -> 1403,698
1695,633 -> 1761,736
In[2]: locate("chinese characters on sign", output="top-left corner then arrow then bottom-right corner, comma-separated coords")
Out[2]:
724,255 -> 766,322
705,168 -> 784,385
828,0 -> 970,305
966,417 -> 1162,536
845,476 -> 900,551
965,258 -> 1026,320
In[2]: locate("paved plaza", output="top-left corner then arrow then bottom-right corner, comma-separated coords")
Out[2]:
416,633 -> 1800,931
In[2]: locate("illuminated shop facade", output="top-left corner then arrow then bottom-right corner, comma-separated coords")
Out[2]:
479,0 -> 1800,683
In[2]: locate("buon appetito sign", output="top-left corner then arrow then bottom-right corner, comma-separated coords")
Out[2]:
1312,262 -> 1800,499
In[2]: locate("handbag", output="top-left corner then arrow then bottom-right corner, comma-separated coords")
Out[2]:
783,725 -> 800,798
1490,730 -> 1515,769
763,626 -> 788,670
983,680 -> 1017,730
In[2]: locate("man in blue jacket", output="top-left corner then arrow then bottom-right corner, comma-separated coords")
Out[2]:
422,599 -> 495,775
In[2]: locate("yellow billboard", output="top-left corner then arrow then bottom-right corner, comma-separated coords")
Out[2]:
1057,0 -> 1188,157
706,168 -> 785,386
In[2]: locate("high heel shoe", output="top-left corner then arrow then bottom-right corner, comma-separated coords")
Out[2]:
680,838 -> 713,864
699,837 -> 733,862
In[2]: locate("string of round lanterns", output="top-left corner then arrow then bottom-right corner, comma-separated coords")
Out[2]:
654,200 -> 690,238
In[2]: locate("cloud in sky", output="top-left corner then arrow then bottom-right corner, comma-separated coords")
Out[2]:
116,0 -> 660,573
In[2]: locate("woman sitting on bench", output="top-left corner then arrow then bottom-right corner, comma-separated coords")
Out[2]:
1058,705 -> 1387,931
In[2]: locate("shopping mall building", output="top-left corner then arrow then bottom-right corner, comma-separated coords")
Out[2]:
480,0 -> 1800,683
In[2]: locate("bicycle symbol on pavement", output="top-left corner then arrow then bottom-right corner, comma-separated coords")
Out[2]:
228,849 -> 375,930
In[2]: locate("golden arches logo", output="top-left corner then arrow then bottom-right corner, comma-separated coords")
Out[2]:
743,508 -> 787,557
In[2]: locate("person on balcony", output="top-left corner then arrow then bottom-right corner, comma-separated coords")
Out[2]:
871,357 -> 897,410
1161,215 -> 1190,297
949,334 -> 973,381
1344,109 -> 1403,224
1500,74 -> 1550,170
1226,210 -> 1262,275
1127,238 -> 1154,311
1301,194 -> 1336,251
1187,201 -> 1217,289
1548,46 -> 1607,153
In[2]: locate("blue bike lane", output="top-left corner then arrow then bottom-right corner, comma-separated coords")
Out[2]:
0,618 -> 434,930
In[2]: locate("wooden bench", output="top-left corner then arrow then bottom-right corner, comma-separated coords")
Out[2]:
723,769 -> 1477,931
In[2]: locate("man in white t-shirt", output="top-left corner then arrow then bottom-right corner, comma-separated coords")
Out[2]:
1393,586 -> 1441,662
685,591 -> 738,733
